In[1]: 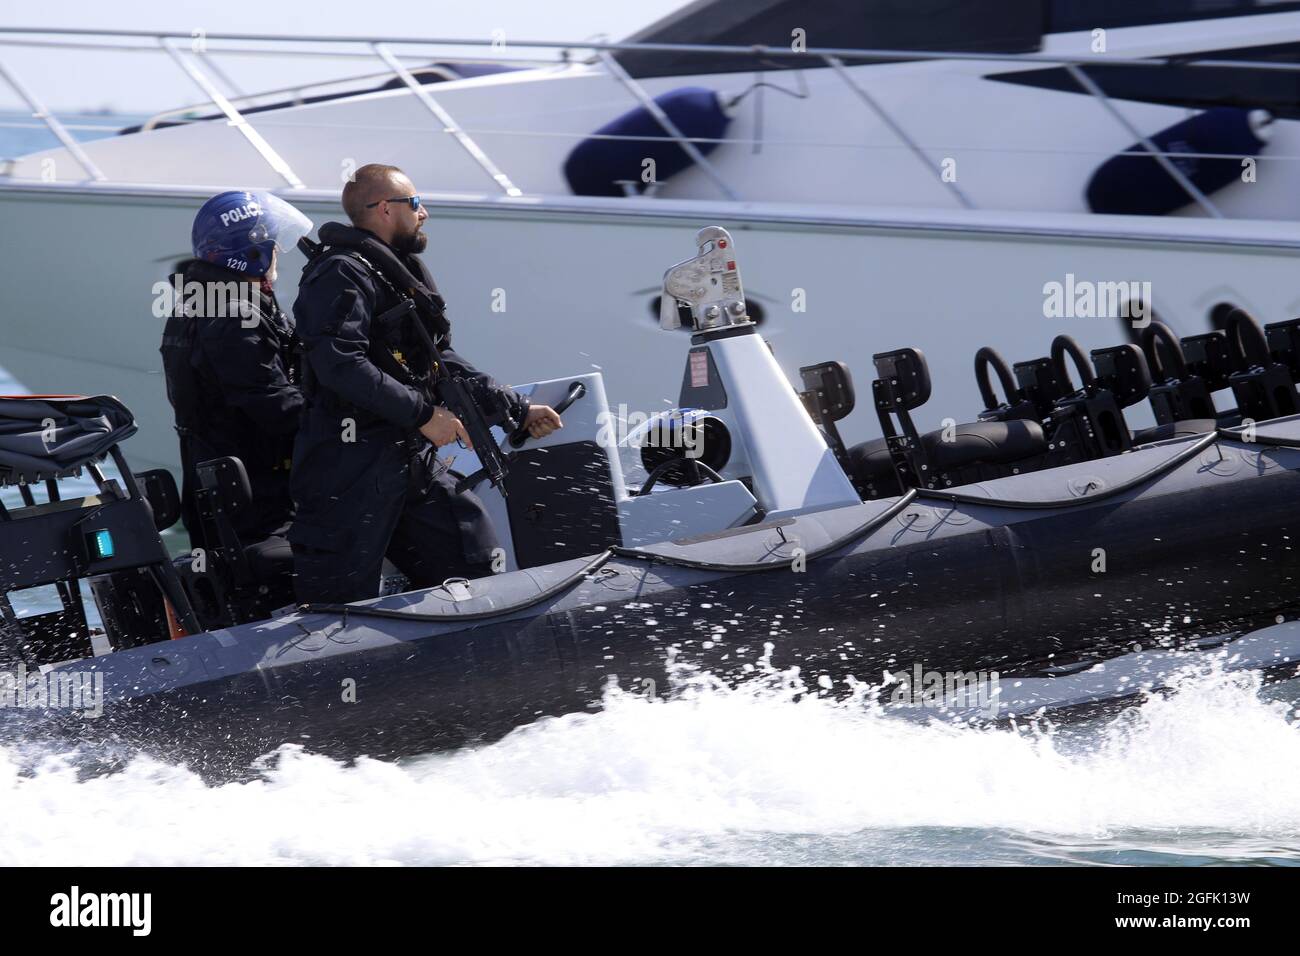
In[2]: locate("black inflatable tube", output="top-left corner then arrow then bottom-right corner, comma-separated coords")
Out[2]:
297,425 -> 1300,623
920,432 -> 1217,509
296,490 -> 921,622
298,548 -> 616,623
607,489 -> 920,572
1231,430 -> 1300,448
922,427 -> 1300,510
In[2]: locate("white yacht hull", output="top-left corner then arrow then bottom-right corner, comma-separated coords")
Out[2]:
4,184 -> 1300,475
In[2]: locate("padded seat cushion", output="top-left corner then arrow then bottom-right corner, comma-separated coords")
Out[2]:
925,420 -> 1046,469
845,437 -> 904,495
848,418 -> 1046,485
244,534 -> 294,582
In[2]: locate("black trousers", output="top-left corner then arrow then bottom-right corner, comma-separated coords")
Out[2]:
290,443 -> 497,605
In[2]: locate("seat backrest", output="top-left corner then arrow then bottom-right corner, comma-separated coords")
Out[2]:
1222,310 -> 1299,421
799,361 -> 855,424
197,456 -> 252,514
798,361 -> 859,493
1266,318 -> 1300,379
1090,344 -> 1152,410
1141,321 -> 1217,425
134,468 -> 182,531
872,348 -> 930,412
1013,356 -> 1071,420
1181,331 -> 1237,392
192,456 -> 255,586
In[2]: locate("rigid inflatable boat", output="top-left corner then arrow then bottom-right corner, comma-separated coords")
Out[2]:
4,226 -> 1300,776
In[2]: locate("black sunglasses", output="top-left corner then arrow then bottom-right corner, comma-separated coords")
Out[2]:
365,195 -> 422,210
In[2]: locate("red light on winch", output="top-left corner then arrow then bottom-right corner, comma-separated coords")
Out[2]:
726,260 -> 736,270
718,239 -> 727,248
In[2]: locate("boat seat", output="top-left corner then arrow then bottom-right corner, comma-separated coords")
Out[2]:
847,438 -> 897,485
175,530 -> 294,628
1131,418 -> 1217,445
244,533 -> 294,585
848,419 -> 1047,487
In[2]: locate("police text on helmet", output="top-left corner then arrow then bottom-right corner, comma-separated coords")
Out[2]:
218,201 -> 263,228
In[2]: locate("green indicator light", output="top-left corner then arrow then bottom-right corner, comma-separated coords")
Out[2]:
90,529 -> 115,559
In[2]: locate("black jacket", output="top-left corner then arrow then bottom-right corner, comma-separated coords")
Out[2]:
288,231 -> 527,557
293,240 -> 527,434
161,259 -> 303,545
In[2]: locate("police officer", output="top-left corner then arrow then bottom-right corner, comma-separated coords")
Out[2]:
290,163 -> 562,604
161,190 -> 313,548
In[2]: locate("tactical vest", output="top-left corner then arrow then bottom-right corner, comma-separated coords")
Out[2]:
159,308 -> 204,438
297,226 -> 450,409
159,266 -> 300,439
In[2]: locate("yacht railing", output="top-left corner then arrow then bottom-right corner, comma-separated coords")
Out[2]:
136,67 -> 466,132
372,42 -> 523,198
0,54 -> 105,181
4,25 -> 1300,214
157,36 -> 304,189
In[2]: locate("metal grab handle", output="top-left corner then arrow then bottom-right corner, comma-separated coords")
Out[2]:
974,346 -> 1017,410
508,381 -> 585,448
1141,321 -> 1188,382
457,381 -> 587,494
1051,334 -> 1095,391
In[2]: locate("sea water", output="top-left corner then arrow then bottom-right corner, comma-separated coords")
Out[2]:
2,662 -> 1298,866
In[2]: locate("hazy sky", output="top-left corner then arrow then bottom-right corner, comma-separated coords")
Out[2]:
0,0 -> 685,112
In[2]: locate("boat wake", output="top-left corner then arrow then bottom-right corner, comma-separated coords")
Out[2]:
3,656 -> 1299,866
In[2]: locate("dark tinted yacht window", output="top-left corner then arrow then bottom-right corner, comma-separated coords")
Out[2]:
989,42 -> 1300,120
1050,0 -> 1300,32
617,0 -> 1044,78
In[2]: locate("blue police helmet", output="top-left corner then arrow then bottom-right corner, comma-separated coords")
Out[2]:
191,190 -> 313,277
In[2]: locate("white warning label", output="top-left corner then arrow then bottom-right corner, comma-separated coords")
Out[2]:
689,351 -> 709,388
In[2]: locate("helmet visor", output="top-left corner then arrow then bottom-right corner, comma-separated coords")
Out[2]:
247,192 -> 313,253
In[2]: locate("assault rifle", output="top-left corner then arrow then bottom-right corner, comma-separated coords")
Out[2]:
385,295 -> 518,496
